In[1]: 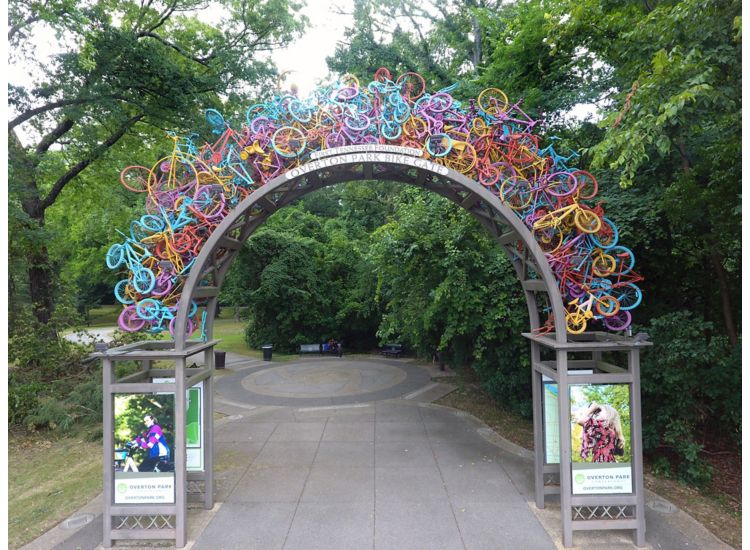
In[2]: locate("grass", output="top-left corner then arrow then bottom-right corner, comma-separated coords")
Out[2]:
435,371 -> 741,550
8,428 -> 103,550
83,304 -> 120,327
11,310 -> 303,548
76,306 -> 296,360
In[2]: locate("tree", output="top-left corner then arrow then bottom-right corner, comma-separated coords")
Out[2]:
548,0 -> 741,344
327,0 -> 505,90
8,0 -> 304,329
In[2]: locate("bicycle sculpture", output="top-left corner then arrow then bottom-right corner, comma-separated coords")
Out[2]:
107,68 -> 642,337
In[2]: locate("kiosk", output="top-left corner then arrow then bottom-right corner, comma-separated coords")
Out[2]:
96,339 -> 217,547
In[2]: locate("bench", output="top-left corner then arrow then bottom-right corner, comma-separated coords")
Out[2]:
299,343 -> 343,356
381,343 -> 404,358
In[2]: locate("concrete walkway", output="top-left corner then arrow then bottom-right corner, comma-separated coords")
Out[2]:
24,355 -> 732,550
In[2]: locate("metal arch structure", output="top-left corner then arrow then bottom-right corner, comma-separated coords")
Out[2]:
171,151 -> 568,349
100,146 -> 649,548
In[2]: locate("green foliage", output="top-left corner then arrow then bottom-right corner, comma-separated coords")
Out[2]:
12,375 -> 103,433
227,198 -> 382,352
639,311 -> 739,484
8,381 -> 47,427
371,188 -> 532,414
9,0 -> 306,330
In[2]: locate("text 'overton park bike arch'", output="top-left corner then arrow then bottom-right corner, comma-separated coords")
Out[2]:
96,69 -> 650,548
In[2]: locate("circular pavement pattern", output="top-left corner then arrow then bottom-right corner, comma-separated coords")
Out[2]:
216,357 -> 432,407
241,361 -> 408,398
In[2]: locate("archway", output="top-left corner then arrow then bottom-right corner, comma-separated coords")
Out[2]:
172,148 -> 567,349
101,70 -> 647,548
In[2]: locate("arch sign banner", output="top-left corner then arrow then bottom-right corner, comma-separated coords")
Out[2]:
106,68 -> 643,342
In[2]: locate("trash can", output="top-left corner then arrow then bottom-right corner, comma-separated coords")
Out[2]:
215,350 -> 226,369
262,344 -> 273,361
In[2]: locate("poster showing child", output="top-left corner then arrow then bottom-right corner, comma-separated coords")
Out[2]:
113,394 -> 175,504
570,384 -> 632,494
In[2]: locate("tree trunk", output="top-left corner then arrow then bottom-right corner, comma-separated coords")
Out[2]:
27,241 -> 56,325
471,15 -> 482,69
708,248 -> 737,346
10,130 -> 57,328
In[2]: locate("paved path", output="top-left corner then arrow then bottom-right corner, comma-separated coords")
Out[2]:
62,327 -> 117,345
25,355 -> 732,550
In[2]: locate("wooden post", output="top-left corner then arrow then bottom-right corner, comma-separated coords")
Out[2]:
102,356 -> 113,548
629,349 -> 646,547
557,349 -> 573,547
175,357 -> 187,547
531,341 -> 545,509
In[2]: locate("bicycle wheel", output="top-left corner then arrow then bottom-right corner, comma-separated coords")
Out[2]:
545,172 -> 579,197
402,116 -> 428,141
590,217 -> 619,249
114,279 -> 136,305
151,275 -> 173,297
592,252 -> 616,277
171,232 -> 193,254
289,99 -> 312,123
424,93 -> 453,113
136,298 -> 162,320
131,266 -> 156,294
118,305 -> 146,332
271,126 -> 307,158
344,112 -> 371,132
425,133 -> 453,157
169,316 -> 195,338
499,177 -> 533,210
191,185 -> 227,221
380,120 -> 402,140
478,163 -> 500,187
533,226 -> 564,253
574,209 -> 602,234
610,246 -> 635,275
565,311 -> 587,334
478,88 -> 509,115
106,244 -> 125,269
139,214 -> 165,233
374,67 -> 392,83
572,170 -> 598,200
594,295 -> 620,317
604,310 -> 631,331
396,72 -> 426,101
612,283 -> 642,311
120,166 -> 152,193
443,141 -> 477,174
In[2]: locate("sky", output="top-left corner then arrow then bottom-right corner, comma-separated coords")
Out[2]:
273,0 -> 354,96
8,0 -> 354,144
8,0 -> 599,136
8,1 -> 354,92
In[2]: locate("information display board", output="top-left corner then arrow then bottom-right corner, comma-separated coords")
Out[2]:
542,371 -> 593,465
570,383 -> 633,495
113,393 -> 175,504
154,378 -> 205,471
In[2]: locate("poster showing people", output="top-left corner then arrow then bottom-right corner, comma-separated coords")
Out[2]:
570,384 -> 632,494
113,394 -> 175,504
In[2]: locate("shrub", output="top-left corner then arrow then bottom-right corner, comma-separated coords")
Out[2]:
640,310 -> 739,485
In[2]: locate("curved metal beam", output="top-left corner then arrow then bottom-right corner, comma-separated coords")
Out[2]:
173,154 -> 567,350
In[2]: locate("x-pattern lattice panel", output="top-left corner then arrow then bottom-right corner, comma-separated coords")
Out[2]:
114,515 -> 175,530
572,505 -> 635,521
